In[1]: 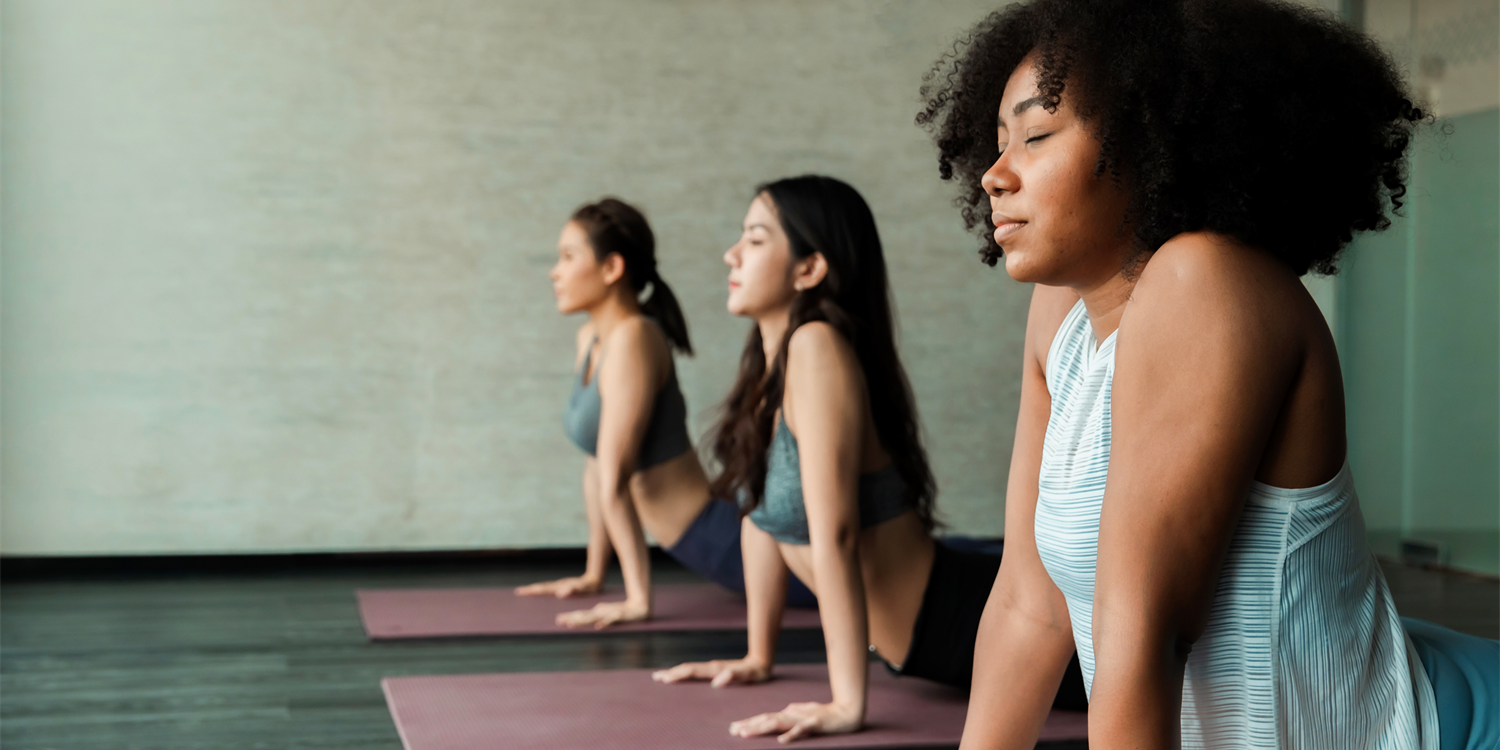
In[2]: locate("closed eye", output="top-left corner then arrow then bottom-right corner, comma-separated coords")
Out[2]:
1026,133 -> 1051,144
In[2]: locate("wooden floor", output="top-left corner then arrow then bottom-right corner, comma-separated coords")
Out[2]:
1,556 -> 1494,750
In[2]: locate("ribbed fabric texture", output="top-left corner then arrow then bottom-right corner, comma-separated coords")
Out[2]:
748,414 -> 909,545
1032,300 -> 1439,749
562,335 -> 692,470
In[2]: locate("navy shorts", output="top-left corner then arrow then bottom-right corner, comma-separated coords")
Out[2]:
664,498 -> 817,609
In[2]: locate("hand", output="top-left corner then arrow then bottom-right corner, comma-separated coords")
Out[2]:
728,701 -> 863,744
555,599 -> 650,629
514,575 -> 602,598
651,656 -> 772,688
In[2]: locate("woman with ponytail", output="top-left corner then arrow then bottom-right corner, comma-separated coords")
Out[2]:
652,177 -> 1084,741
519,197 -> 813,628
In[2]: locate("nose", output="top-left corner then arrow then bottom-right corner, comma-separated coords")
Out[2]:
724,242 -> 740,267
981,149 -> 1017,198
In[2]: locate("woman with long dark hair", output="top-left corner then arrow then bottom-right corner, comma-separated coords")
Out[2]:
653,176 -> 1085,741
521,197 -> 813,627
918,1 -> 1497,747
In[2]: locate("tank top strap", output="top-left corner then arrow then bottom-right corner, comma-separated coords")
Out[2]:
580,335 -> 604,386
1044,299 -> 1091,390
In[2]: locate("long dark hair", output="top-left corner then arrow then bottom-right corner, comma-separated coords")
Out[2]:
707,176 -> 937,531
571,198 -> 692,354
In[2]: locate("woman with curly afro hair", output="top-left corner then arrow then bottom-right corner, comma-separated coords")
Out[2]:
918,0 -> 1497,748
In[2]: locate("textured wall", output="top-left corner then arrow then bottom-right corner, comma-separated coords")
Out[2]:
1,0 -> 1026,554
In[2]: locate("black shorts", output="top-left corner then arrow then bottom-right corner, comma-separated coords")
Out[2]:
886,541 -> 1089,710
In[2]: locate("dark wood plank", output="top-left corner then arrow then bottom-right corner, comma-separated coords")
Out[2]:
2,556 -> 1492,749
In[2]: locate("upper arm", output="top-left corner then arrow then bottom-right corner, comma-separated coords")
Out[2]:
783,323 -> 865,545
991,284 -> 1080,631
594,320 -> 667,486
1095,237 -> 1301,647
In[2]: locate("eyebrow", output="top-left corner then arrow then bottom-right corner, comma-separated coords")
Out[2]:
998,96 -> 1047,125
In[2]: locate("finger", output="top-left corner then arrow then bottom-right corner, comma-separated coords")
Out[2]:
652,662 -> 702,683
731,712 -> 790,738
555,611 -> 592,628
651,665 -> 686,683
710,669 -> 735,688
778,717 -> 819,744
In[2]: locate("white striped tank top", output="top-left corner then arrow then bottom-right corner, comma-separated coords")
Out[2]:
1033,299 -> 1439,749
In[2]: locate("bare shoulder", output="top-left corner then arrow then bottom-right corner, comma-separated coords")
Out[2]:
1138,232 -> 1305,307
785,321 -> 864,438
787,321 -> 858,374
1127,231 -> 1313,357
605,315 -> 670,361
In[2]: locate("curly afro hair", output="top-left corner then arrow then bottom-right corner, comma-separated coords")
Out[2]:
917,0 -> 1425,275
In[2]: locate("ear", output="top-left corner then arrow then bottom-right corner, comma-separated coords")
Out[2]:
791,252 -> 829,292
599,252 -> 628,286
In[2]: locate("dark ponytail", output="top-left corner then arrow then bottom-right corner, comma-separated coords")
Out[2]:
570,198 -> 693,355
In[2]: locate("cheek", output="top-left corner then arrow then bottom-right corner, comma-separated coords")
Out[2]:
748,254 -> 787,295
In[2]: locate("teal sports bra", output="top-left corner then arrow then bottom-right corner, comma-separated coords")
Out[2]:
562,337 -> 693,470
747,414 -> 911,545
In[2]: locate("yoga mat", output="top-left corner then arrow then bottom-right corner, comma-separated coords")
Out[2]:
357,583 -> 821,639
382,663 -> 1089,749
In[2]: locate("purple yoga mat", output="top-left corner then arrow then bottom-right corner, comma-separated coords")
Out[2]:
357,583 -> 821,638
382,663 -> 1089,750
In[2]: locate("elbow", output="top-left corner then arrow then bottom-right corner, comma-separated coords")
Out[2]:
1093,603 -> 1202,676
597,472 -> 632,506
813,522 -> 860,559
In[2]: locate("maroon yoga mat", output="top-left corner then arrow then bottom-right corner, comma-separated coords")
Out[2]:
357,584 -> 821,638
382,663 -> 1089,750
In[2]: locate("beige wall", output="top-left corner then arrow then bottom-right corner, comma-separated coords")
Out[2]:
1,0 -> 1024,554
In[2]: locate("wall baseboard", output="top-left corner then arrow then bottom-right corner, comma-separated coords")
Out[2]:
0,546 -> 689,581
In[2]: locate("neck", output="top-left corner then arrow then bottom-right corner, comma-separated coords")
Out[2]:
586,288 -> 641,342
1074,263 -> 1140,345
756,305 -> 793,366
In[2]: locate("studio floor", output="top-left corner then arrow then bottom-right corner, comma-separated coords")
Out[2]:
2,555 -> 1495,750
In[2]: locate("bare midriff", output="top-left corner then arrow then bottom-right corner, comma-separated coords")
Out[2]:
779,509 -> 936,666
628,448 -> 713,550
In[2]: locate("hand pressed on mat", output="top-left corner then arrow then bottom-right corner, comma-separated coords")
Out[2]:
730,700 -> 862,744
556,599 -> 649,629
514,575 -> 602,598
651,656 -> 771,688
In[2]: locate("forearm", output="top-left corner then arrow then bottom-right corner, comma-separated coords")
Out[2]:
812,533 -> 868,719
960,593 -> 1078,750
741,517 -> 787,666
581,464 -> 613,583
598,475 -> 652,609
1087,623 -> 1187,749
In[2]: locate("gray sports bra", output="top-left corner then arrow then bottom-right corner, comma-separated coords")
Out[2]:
747,414 -> 911,545
562,337 -> 693,470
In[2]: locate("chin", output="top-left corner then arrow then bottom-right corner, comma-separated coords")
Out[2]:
1000,244 -> 1055,284
1002,250 -> 1037,283
725,294 -> 748,317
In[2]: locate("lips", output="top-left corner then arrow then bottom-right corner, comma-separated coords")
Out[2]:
992,213 -> 1026,243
